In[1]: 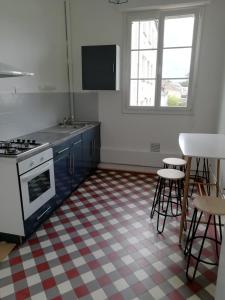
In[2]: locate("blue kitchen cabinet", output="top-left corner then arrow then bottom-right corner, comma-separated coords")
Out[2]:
82,125 -> 100,176
53,141 -> 72,206
92,125 -> 100,170
70,135 -> 83,190
82,129 -> 93,177
52,125 -> 100,205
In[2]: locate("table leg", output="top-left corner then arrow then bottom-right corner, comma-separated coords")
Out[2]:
217,159 -> 220,197
179,156 -> 192,245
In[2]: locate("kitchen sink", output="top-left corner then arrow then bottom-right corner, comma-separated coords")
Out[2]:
41,123 -> 93,134
59,123 -> 89,129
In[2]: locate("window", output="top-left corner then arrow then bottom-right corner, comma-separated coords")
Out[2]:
123,8 -> 202,113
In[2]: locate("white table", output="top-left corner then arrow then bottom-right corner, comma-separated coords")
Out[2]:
178,133 -> 225,244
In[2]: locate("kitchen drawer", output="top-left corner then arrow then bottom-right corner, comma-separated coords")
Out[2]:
53,140 -> 71,157
18,148 -> 53,175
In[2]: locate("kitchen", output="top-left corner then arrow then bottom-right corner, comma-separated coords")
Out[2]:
1,0 -> 225,299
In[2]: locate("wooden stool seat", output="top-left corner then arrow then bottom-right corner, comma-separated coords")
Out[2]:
163,157 -> 187,167
157,168 -> 185,180
193,196 -> 225,216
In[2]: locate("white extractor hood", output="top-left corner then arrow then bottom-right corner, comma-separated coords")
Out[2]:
0,62 -> 34,78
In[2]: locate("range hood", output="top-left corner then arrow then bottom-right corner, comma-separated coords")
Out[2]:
0,62 -> 34,78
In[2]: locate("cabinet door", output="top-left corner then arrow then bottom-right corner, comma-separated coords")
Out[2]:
71,135 -> 83,191
82,45 -> 119,90
53,142 -> 72,205
82,129 -> 93,177
82,126 -> 101,176
92,125 -> 101,169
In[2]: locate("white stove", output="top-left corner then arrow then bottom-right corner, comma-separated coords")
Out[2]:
0,139 -> 56,240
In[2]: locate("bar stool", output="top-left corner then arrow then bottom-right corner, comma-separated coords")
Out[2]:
163,157 -> 187,198
184,196 -> 225,280
163,157 -> 187,171
150,168 -> 185,234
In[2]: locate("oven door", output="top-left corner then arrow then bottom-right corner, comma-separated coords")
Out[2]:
20,159 -> 55,220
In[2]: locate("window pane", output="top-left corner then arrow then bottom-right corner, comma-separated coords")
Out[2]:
131,51 -> 138,78
130,80 -> 138,106
138,79 -> 155,106
160,79 -> 189,107
164,16 -> 195,47
140,20 -> 158,49
131,21 -> 139,50
139,50 -> 157,79
162,48 -> 192,78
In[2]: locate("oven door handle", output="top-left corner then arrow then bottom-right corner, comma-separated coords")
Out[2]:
20,161 -> 52,183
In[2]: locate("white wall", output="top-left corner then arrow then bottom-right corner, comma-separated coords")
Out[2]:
216,230 -> 225,299
0,0 -> 70,139
217,55 -> 225,189
215,27 -> 225,300
0,0 -> 68,93
71,0 -> 225,167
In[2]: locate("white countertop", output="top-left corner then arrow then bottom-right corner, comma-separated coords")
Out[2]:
179,133 -> 225,159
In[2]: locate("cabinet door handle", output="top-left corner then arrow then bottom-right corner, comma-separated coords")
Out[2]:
112,63 -> 115,73
69,154 -> 73,175
73,154 -> 75,175
90,141 -> 92,156
72,140 -> 82,146
57,147 -> 69,155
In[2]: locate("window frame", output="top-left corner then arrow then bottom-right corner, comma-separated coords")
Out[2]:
122,7 -> 204,114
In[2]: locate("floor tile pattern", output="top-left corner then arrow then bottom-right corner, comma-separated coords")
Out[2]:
0,170 -> 217,299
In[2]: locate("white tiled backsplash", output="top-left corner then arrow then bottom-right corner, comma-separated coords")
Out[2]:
0,93 -> 70,140
0,92 -> 99,140
74,92 -> 99,122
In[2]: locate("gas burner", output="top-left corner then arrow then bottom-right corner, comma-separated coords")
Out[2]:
0,139 -> 43,157
5,148 -> 20,155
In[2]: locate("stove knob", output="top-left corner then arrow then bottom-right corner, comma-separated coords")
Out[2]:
27,139 -> 30,143
22,139 -> 25,143
32,139 -> 36,144
30,161 -> 35,167
17,139 -> 21,143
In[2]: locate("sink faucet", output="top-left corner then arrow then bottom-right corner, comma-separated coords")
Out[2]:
62,117 -> 74,125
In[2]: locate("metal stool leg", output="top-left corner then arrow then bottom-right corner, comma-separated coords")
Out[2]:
218,215 -> 223,242
150,177 -> 160,218
156,180 -> 172,234
186,213 -> 212,280
214,215 -> 220,260
203,158 -> 210,195
184,208 -> 199,256
190,158 -> 200,197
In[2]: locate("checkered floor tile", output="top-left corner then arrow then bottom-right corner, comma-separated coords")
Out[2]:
0,170 -> 217,300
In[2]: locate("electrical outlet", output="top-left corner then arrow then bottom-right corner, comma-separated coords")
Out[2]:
150,143 -> 160,153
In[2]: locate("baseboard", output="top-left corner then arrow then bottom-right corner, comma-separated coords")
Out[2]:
101,147 -> 181,168
98,163 -> 157,174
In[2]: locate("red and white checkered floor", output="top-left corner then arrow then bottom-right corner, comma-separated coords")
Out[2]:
0,170 -> 217,299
